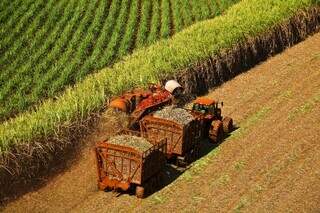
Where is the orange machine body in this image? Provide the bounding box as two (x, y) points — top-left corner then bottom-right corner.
(193, 97), (216, 106)
(109, 84), (174, 130)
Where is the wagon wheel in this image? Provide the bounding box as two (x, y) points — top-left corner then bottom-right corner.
(186, 146), (199, 164)
(192, 143), (200, 161)
(136, 186), (145, 198)
(184, 152), (192, 164)
(222, 117), (233, 134)
(143, 177), (153, 196)
(176, 156), (188, 167)
(148, 174), (160, 195)
(209, 120), (223, 143)
(157, 170), (166, 187)
(103, 186), (112, 192)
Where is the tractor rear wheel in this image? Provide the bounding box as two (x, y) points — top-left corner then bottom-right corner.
(222, 117), (233, 134)
(210, 120), (223, 143)
(136, 186), (145, 198)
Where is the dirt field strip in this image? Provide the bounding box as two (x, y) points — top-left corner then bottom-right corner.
(2, 33), (320, 213)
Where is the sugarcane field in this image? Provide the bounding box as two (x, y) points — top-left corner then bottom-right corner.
(1, 0), (320, 212)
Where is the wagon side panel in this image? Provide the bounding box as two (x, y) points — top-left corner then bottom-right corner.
(140, 117), (184, 156)
(96, 144), (143, 186)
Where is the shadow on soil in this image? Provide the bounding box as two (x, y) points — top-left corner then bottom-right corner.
(0, 140), (93, 207)
(123, 131), (235, 199)
(137, 125), (240, 198)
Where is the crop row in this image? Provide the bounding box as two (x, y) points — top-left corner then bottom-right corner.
(0, 0), (240, 121)
(0, 0), (317, 153)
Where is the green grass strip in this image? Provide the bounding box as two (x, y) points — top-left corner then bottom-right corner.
(0, 0), (318, 153)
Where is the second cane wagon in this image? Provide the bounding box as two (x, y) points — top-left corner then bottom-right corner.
(140, 107), (202, 165)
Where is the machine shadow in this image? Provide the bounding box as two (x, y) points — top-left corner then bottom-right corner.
(140, 131), (234, 198)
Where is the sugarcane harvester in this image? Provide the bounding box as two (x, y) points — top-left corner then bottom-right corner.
(109, 80), (184, 130)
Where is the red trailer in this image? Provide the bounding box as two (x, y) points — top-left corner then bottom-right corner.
(95, 131), (167, 198)
(140, 115), (202, 165)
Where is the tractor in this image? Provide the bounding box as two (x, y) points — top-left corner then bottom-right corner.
(191, 97), (233, 143)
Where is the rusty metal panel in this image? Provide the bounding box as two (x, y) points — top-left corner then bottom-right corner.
(95, 137), (166, 191)
(140, 115), (201, 157)
(96, 143), (143, 185)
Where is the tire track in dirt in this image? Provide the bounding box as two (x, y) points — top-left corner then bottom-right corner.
(2, 33), (320, 213)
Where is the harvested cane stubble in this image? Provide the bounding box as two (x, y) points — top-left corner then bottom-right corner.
(153, 106), (194, 125)
(108, 135), (153, 153)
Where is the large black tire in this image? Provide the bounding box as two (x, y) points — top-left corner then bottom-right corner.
(222, 117), (233, 134)
(209, 120), (223, 143)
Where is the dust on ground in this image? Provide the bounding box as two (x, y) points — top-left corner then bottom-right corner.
(3, 33), (320, 213)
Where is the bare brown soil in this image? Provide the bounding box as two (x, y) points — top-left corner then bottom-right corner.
(2, 33), (320, 213)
